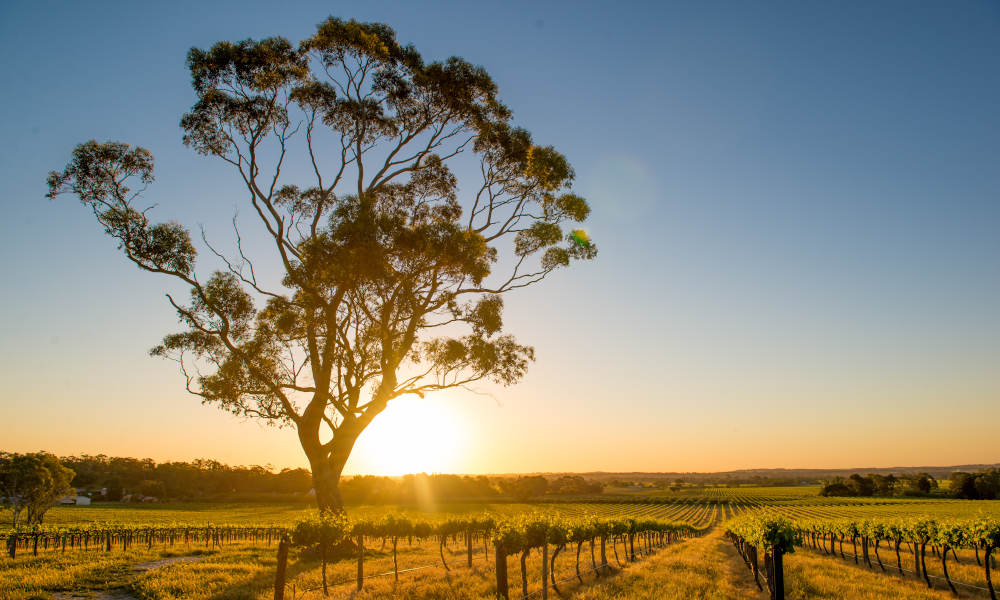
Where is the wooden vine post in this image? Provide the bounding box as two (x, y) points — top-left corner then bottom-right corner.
(356, 535), (365, 591)
(273, 535), (289, 600)
(320, 540), (328, 596)
(541, 540), (549, 600)
(494, 541), (509, 600)
(986, 544), (996, 600)
(393, 536), (399, 582)
(772, 548), (785, 600)
(466, 529), (473, 568)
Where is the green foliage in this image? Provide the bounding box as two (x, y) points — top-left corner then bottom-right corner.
(949, 468), (1000, 499)
(819, 472), (941, 498)
(781, 514), (1000, 552)
(725, 514), (798, 553)
(291, 510), (350, 547)
(0, 452), (75, 527)
(57, 454), (313, 501)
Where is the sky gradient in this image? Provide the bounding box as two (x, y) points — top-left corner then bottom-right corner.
(1, 0), (998, 475)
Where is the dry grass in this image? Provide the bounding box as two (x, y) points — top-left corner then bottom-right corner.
(568, 530), (767, 600)
(784, 547), (968, 600)
(0, 546), (209, 600)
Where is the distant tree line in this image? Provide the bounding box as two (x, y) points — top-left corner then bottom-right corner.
(819, 473), (938, 497)
(819, 468), (1000, 499)
(18, 455), (603, 503)
(947, 468), (1000, 499)
(60, 454), (312, 501)
(340, 473), (602, 504)
(608, 475), (805, 489)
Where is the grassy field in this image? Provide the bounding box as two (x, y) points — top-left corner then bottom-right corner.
(5, 486), (996, 532)
(2, 489), (998, 599)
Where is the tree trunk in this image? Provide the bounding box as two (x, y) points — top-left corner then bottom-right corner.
(301, 419), (365, 513)
(307, 454), (346, 513)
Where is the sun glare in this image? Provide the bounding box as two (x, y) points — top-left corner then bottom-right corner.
(350, 399), (466, 476)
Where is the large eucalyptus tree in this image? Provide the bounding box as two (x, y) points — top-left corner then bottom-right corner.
(47, 18), (596, 512)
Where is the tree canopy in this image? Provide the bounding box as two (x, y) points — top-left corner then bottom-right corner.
(0, 452), (75, 527)
(47, 17), (595, 511)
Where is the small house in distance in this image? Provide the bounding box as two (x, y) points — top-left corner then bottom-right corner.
(58, 495), (92, 505)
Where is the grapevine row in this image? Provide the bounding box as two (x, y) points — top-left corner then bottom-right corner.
(793, 516), (1000, 598)
(726, 514), (1000, 600)
(284, 512), (707, 599)
(3, 524), (284, 558)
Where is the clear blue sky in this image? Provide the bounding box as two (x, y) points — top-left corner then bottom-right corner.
(1, 0), (998, 473)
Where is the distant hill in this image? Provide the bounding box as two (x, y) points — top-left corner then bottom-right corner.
(481, 464), (1000, 485)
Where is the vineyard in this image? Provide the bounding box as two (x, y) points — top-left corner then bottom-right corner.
(726, 514), (1000, 599)
(3, 493), (1000, 599)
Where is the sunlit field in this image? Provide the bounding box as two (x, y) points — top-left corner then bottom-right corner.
(3, 488), (998, 600)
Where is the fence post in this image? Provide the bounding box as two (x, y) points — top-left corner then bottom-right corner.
(542, 542), (549, 600)
(357, 535), (365, 591)
(983, 545), (995, 600)
(7, 534), (15, 559)
(321, 540), (329, 596)
(774, 549), (784, 600)
(273, 535), (289, 600)
(467, 529), (473, 568)
(495, 542), (509, 600)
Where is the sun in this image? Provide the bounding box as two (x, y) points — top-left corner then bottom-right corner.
(349, 398), (466, 476)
